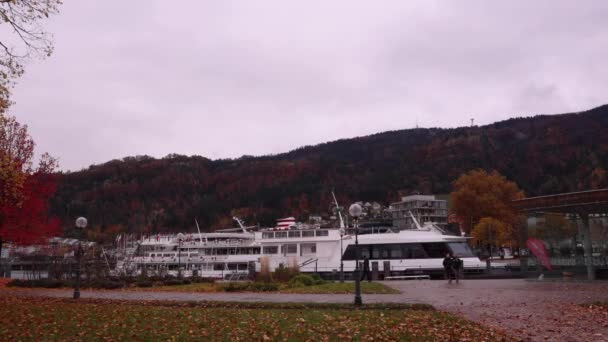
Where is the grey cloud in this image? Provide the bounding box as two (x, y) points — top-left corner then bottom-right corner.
(9, 0), (608, 170)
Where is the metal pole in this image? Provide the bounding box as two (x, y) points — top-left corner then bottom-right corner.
(340, 232), (344, 283)
(579, 212), (595, 281)
(73, 241), (82, 299)
(354, 219), (362, 306)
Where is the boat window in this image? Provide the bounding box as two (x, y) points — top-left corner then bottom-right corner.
(403, 243), (427, 259)
(288, 231), (301, 238)
(388, 244), (402, 258)
(315, 230), (329, 237)
(263, 246), (278, 254)
(422, 243), (450, 258)
(262, 232), (274, 239)
(360, 246), (371, 259)
(300, 243), (316, 255)
(275, 232), (287, 238)
(343, 243), (428, 260)
(447, 242), (474, 257)
(343, 245), (362, 260)
(236, 248), (257, 255)
(281, 244), (297, 255)
(302, 230), (315, 237)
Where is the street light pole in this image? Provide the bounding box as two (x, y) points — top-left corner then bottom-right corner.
(74, 217), (87, 300)
(349, 203), (363, 306)
(339, 227), (345, 283)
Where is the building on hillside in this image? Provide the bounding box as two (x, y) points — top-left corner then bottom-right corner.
(390, 194), (448, 230)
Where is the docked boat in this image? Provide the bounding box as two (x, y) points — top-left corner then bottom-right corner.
(116, 214), (485, 279)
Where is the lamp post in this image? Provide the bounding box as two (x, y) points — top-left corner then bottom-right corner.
(176, 233), (185, 278)
(73, 217), (87, 299)
(339, 227), (345, 283)
(349, 203), (363, 306)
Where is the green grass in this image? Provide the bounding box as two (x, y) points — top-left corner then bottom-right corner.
(0, 297), (507, 341)
(130, 281), (400, 294)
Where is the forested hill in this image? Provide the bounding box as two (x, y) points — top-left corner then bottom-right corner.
(50, 105), (608, 237)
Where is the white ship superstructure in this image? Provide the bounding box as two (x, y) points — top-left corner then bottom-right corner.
(118, 217), (485, 279)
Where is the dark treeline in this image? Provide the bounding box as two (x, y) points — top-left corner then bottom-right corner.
(50, 105), (608, 239)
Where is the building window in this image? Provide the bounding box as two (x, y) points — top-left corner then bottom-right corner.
(302, 230), (315, 237)
(300, 243), (316, 255)
(281, 244), (297, 255)
(263, 246), (278, 254)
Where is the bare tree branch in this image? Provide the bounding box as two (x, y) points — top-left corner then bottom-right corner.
(0, 1), (61, 110)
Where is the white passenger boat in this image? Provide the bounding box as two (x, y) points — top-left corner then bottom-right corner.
(117, 215), (485, 279)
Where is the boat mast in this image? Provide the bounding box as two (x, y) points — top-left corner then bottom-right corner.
(332, 191), (346, 229)
(195, 218), (206, 243)
(409, 211), (424, 230)
(233, 217), (248, 233)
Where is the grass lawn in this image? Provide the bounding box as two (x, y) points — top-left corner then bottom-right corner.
(0, 297), (507, 341)
(131, 281), (400, 294)
(282, 281), (400, 294)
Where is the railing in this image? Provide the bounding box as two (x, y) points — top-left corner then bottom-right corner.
(527, 256), (608, 267)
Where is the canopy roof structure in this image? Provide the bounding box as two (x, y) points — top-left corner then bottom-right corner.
(511, 188), (608, 280)
(512, 188), (608, 214)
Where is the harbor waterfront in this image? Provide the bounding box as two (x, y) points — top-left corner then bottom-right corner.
(116, 215), (485, 279)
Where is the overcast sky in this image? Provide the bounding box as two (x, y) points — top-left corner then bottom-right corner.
(10, 1), (608, 171)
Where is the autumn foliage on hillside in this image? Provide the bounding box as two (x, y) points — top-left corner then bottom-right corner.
(50, 105), (608, 237)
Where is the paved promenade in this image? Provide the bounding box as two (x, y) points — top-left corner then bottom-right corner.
(4, 279), (608, 341)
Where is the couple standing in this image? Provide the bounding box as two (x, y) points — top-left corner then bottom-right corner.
(443, 252), (462, 284)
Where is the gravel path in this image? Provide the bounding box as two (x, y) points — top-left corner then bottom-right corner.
(4, 279), (608, 341)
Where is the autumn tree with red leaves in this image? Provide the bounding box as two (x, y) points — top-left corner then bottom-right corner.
(1, 113), (60, 256)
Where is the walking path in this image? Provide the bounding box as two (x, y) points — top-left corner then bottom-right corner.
(4, 279), (608, 341)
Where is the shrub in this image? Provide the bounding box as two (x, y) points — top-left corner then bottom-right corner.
(181, 279), (192, 285)
(98, 280), (124, 289)
(162, 279), (184, 286)
(6, 279), (66, 288)
(289, 274), (315, 287)
(248, 282), (279, 292)
(6, 279), (26, 287)
(221, 282), (250, 292)
(39, 279), (65, 288)
(220, 282), (279, 292)
(256, 272), (273, 283)
(136, 280), (154, 288)
(191, 277), (215, 284)
(310, 274), (326, 285)
(273, 264), (300, 282)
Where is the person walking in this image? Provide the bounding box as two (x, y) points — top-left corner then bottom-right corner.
(361, 256), (371, 282)
(452, 255), (462, 284)
(443, 252), (455, 284)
